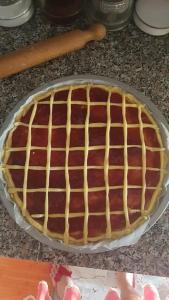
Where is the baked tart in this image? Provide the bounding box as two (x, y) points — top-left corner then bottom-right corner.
(2, 84), (166, 245)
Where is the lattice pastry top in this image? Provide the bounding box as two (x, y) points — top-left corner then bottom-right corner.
(2, 84), (166, 245)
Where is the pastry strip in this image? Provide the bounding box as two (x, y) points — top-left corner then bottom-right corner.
(33, 100), (144, 107)
(83, 86), (90, 243)
(8, 185), (160, 193)
(31, 209), (142, 219)
(22, 103), (37, 216)
(138, 106), (146, 214)
(4, 145), (165, 152)
(43, 92), (54, 233)
(14, 121), (158, 130)
(104, 91), (111, 237)
(64, 87), (72, 244)
(4, 165), (162, 172)
(122, 93), (130, 228)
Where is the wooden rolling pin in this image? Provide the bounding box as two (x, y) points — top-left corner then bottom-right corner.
(0, 24), (106, 79)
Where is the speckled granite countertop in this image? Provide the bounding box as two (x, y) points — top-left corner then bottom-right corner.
(0, 9), (169, 277)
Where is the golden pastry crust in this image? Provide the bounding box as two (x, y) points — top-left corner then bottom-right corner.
(2, 84), (167, 245)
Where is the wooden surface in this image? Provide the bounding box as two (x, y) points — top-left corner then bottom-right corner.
(0, 257), (52, 300)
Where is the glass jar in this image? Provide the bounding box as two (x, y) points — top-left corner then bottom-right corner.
(84, 0), (134, 31)
(0, 0), (34, 27)
(40, 0), (84, 25)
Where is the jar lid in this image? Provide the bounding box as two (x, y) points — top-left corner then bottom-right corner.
(0, 0), (32, 19)
(134, 0), (169, 35)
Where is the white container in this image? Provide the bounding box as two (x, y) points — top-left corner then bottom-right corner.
(134, 0), (169, 36)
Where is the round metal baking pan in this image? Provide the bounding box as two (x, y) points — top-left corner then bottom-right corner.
(0, 75), (169, 253)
